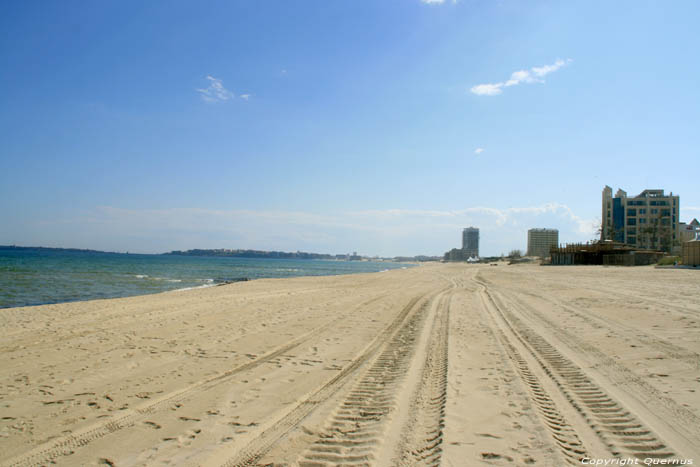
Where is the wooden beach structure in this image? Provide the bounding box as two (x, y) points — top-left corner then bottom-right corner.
(550, 241), (664, 266)
(682, 238), (700, 267)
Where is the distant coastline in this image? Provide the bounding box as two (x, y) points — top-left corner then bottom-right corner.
(165, 248), (342, 260)
(0, 245), (338, 259)
(165, 249), (441, 262)
(1, 245), (440, 263)
(0, 245), (123, 255)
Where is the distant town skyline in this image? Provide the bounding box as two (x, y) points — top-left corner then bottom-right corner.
(2, 1), (699, 257)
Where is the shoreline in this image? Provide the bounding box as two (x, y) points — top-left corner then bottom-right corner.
(0, 259), (416, 311)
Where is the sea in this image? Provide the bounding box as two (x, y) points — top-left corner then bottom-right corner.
(0, 247), (413, 309)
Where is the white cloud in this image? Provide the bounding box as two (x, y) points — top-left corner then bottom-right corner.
(420, 0), (457, 4)
(196, 76), (235, 102)
(471, 58), (572, 96)
(505, 69), (538, 87)
(532, 59), (571, 77)
(240, 94), (250, 101)
(474, 148), (484, 155)
(470, 83), (503, 96)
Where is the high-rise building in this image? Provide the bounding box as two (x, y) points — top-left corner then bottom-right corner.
(462, 227), (479, 258)
(527, 228), (559, 257)
(601, 186), (679, 252)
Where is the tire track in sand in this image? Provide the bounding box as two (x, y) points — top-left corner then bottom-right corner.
(214, 289), (446, 467)
(294, 289), (451, 467)
(393, 291), (450, 466)
(1, 294), (389, 467)
(476, 276), (684, 462)
(500, 285), (700, 369)
(477, 282), (589, 465)
(494, 288), (700, 457)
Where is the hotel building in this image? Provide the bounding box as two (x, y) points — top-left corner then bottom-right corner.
(462, 227), (479, 258)
(601, 186), (679, 252)
(527, 228), (559, 257)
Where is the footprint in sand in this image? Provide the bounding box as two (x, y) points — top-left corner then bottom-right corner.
(476, 433), (502, 439)
(179, 416), (201, 422)
(482, 452), (513, 461)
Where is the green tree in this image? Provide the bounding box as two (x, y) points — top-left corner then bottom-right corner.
(508, 249), (523, 259)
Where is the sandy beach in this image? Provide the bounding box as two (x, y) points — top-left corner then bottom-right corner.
(1, 263), (699, 466)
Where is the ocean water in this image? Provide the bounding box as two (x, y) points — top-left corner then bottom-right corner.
(0, 248), (413, 309)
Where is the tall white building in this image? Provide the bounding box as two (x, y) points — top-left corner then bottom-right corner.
(527, 228), (559, 257)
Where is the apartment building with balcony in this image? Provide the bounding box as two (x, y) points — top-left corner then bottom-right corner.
(601, 186), (679, 252)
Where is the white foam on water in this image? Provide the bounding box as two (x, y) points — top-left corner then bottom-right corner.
(171, 283), (217, 293)
(154, 277), (182, 282)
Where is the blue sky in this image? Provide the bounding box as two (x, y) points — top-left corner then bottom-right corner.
(2, 0), (699, 256)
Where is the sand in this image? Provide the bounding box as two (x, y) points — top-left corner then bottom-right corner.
(1, 263), (699, 466)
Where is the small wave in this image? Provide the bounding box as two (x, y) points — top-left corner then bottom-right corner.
(152, 277), (182, 283)
(135, 275), (183, 283)
(171, 283), (217, 293)
(172, 277), (250, 292)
